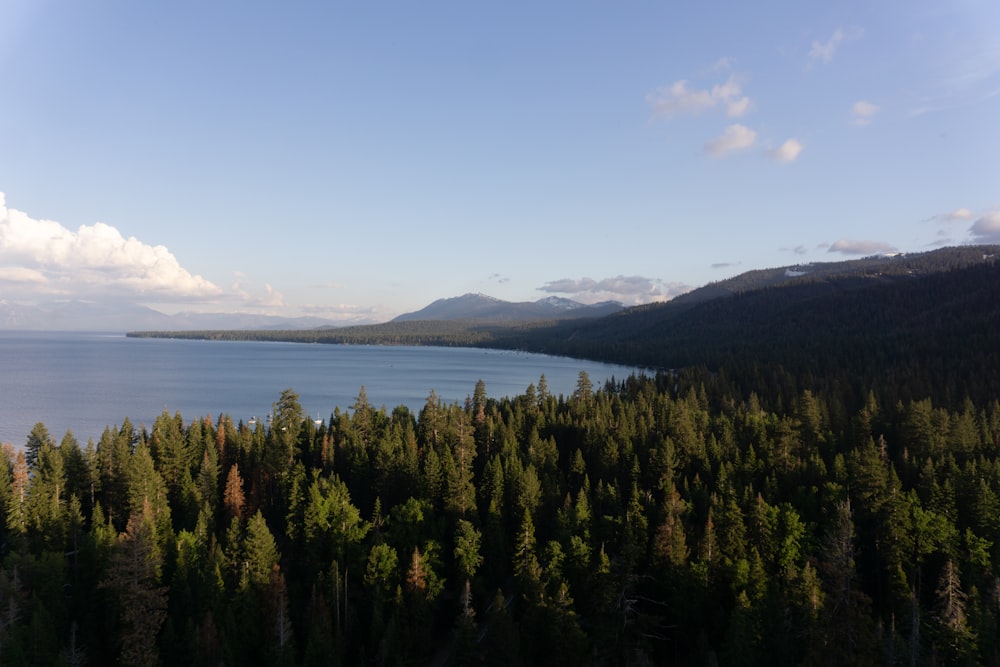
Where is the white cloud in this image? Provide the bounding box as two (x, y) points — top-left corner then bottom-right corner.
(229, 272), (287, 311)
(254, 283), (285, 308)
(969, 210), (1000, 243)
(704, 124), (757, 157)
(726, 95), (752, 117)
(809, 27), (863, 64)
(926, 207), (976, 228)
(851, 100), (880, 125)
(647, 75), (751, 119)
(538, 275), (692, 305)
(767, 138), (804, 163)
(827, 239), (896, 255)
(0, 266), (48, 284)
(946, 207), (975, 221)
(0, 192), (221, 302)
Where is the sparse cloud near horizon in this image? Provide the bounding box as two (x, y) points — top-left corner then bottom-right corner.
(705, 124), (757, 157)
(925, 207), (974, 244)
(487, 272), (510, 285)
(228, 274), (289, 313)
(255, 284), (285, 308)
(298, 302), (386, 323)
(928, 206), (1000, 244)
(945, 207), (975, 222)
(779, 245), (810, 255)
(827, 239), (896, 255)
(538, 275), (693, 305)
(0, 192), (221, 303)
(969, 210), (1000, 243)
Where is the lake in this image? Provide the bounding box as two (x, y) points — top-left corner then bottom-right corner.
(0, 331), (643, 446)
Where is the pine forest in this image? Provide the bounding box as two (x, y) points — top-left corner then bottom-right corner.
(2, 367), (1000, 665)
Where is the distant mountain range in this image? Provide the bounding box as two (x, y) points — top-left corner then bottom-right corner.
(0, 300), (349, 332)
(392, 293), (625, 322)
(13, 245), (998, 335)
(0, 293), (623, 331)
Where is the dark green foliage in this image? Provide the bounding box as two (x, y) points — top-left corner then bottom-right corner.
(7, 260), (1000, 667)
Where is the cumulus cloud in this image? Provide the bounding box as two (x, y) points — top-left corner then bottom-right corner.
(851, 100), (879, 125)
(0, 192), (221, 302)
(647, 75), (751, 119)
(0, 266), (48, 284)
(705, 124), (757, 157)
(538, 275), (693, 306)
(827, 239), (896, 255)
(767, 138), (804, 163)
(969, 210), (1000, 243)
(809, 27), (863, 64)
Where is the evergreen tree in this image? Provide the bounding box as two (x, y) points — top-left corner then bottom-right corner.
(24, 422), (53, 471)
(100, 499), (168, 667)
(810, 499), (878, 665)
(454, 519), (484, 583)
(7, 448), (28, 536)
(222, 463), (246, 524)
(452, 578), (482, 666)
(932, 559), (975, 662)
(243, 510), (280, 589)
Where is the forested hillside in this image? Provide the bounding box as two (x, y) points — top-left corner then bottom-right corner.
(517, 251), (1000, 409)
(3, 371), (999, 665)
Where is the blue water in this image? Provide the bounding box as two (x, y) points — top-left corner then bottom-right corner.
(0, 331), (642, 446)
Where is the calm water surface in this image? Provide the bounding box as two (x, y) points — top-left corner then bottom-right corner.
(0, 331), (642, 446)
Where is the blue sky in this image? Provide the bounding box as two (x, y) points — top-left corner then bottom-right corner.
(1, 0), (998, 323)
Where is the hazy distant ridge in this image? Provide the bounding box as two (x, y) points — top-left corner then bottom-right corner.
(392, 292), (624, 322)
(0, 300), (351, 332)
